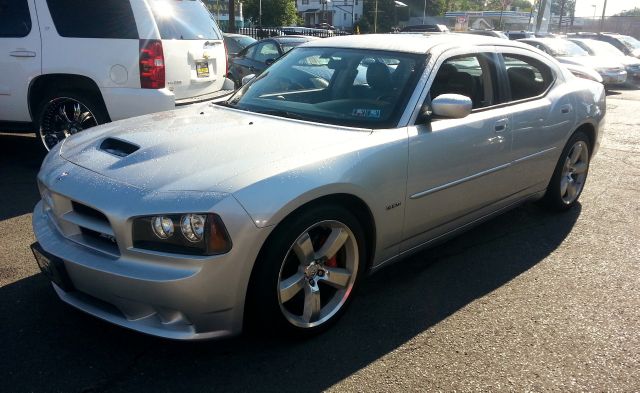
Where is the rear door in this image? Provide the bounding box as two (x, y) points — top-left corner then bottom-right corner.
(0, 0), (41, 122)
(148, 0), (226, 101)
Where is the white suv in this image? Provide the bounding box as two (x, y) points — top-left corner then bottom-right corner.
(0, 0), (233, 150)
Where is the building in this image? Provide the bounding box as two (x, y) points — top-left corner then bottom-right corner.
(296, 0), (363, 30)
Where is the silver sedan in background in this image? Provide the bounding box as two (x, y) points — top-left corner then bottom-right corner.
(31, 34), (605, 340)
(519, 37), (627, 85)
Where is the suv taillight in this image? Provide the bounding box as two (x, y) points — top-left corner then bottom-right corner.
(139, 39), (165, 89)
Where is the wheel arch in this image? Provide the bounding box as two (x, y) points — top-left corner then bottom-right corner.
(255, 192), (377, 272)
(569, 121), (596, 157)
(28, 74), (110, 121)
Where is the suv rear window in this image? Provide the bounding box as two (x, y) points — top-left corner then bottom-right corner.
(46, 0), (138, 39)
(0, 0), (32, 37)
(149, 0), (222, 40)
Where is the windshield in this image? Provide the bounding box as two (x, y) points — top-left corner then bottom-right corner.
(150, 0), (222, 40)
(546, 40), (588, 57)
(617, 35), (640, 51)
(580, 39), (625, 57)
(225, 35), (256, 53)
(223, 47), (425, 129)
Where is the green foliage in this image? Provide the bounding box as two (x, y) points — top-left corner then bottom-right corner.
(242, 0), (300, 26)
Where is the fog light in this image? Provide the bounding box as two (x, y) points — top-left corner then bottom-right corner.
(152, 216), (174, 239)
(181, 214), (205, 242)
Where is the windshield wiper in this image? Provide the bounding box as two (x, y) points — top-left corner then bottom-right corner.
(256, 109), (317, 122)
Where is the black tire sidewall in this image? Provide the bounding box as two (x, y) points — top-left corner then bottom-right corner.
(35, 90), (109, 151)
(245, 204), (367, 337)
(543, 131), (591, 211)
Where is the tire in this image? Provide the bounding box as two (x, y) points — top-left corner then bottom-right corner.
(245, 204), (367, 337)
(541, 131), (591, 211)
(35, 90), (109, 151)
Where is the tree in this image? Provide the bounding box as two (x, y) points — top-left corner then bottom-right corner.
(615, 7), (640, 17)
(242, 0), (300, 27)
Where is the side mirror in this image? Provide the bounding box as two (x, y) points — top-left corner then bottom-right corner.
(431, 94), (472, 119)
(241, 74), (256, 86)
(265, 58), (275, 66)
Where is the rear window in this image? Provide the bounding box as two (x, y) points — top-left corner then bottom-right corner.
(0, 0), (31, 37)
(46, 0), (138, 39)
(224, 35), (255, 54)
(150, 0), (222, 40)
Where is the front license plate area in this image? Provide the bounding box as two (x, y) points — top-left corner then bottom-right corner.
(196, 61), (210, 78)
(31, 243), (74, 292)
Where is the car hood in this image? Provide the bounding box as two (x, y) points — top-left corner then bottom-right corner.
(59, 104), (371, 192)
(619, 56), (640, 67)
(557, 55), (623, 69)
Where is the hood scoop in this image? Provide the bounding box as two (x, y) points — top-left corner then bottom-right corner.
(100, 138), (139, 157)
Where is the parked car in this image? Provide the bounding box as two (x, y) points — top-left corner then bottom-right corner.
(0, 0), (233, 151)
(568, 38), (640, 82)
(223, 33), (256, 66)
(507, 31), (535, 40)
(227, 36), (319, 87)
(462, 29), (508, 39)
(518, 38), (627, 86)
(400, 24), (450, 33)
(568, 32), (640, 59)
(32, 34), (605, 340)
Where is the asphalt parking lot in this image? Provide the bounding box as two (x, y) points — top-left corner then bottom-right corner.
(1, 87), (639, 392)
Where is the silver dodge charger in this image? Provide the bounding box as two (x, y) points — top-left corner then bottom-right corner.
(32, 34), (606, 340)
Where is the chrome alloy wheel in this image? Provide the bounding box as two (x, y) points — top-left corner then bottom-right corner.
(277, 220), (359, 328)
(40, 97), (98, 150)
(560, 140), (589, 205)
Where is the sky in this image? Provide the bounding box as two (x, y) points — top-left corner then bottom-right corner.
(573, 0), (639, 17)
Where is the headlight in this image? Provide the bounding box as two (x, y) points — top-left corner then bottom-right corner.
(133, 213), (232, 255)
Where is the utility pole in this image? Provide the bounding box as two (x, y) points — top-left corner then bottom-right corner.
(558, 0), (565, 31)
(535, 0), (547, 33)
(599, 0), (608, 32)
(374, 0), (378, 33)
(228, 0), (235, 32)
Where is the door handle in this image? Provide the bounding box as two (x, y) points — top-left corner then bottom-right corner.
(494, 118), (509, 133)
(560, 104), (572, 114)
(10, 50), (36, 58)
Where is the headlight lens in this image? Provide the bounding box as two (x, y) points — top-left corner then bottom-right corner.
(152, 216), (174, 239)
(181, 214), (205, 242)
(133, 213), (232, 255)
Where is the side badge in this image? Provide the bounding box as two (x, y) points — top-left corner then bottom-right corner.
(386, 202), (401, 211)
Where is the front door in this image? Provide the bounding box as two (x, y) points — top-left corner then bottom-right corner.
(0, 0), (41, 122)
(401, 51), (515, 251)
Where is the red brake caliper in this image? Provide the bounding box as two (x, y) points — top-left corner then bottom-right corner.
(325, 255), (338, 268)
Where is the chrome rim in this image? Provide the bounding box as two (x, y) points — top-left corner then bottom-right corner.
(560, 140), (589, 205)
(40, 97), (97, 150)
(277, 220), (359, 328)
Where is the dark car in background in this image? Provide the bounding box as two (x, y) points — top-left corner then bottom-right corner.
(223, 33), (256, 65)
(227, 36), (319, 87)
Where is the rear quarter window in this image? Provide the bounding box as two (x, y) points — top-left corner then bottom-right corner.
(0, 0), (31, 37)
(46, 0), (138, 39)
(502, 54), (555, 101)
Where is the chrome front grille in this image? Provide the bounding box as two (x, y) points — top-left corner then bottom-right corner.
(40, 185), (120, 257)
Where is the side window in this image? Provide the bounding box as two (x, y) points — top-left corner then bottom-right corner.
(46, 0), (138, 39)
(0, 0), (32, 37)
(503, 54), (554, 101)
(429, 53), (497, 110)
(254, 42), (279, 63)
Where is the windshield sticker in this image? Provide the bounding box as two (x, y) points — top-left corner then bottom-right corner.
(352, 109), (381, 118)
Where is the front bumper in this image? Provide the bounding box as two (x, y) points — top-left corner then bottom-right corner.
(32, 163), (267, 340)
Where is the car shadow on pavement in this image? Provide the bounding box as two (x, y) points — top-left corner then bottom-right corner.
(0, 202), (582, 393)
(0, 133), (44, 221)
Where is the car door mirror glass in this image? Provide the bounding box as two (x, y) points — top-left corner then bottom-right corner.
(242, 74), (256, 86)
(431, 94), (472, 119)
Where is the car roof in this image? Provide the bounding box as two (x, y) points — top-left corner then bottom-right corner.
(301, 33), (521, 54)
(272, 35), (319, 42)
